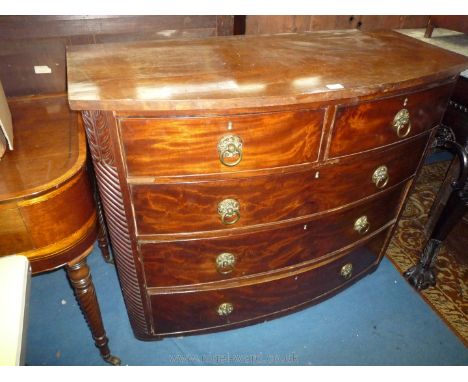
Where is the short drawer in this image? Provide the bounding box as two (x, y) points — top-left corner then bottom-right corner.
(119, 109), (324, 177)
(141, 182), (406, 287)
(149, 230), (386, 335)
(132, 133), (428, 235)
(328, 83), (454, 157)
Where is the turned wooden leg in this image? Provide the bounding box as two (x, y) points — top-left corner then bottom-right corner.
(96, 194), (113, 264)
(66, 258), (121, 365)
(87, 154), (113, 264)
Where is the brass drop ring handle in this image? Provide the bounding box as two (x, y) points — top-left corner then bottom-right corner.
(372, 165), (389, 189)
(340, 263), (353, 280)
(392, 108), (411, 138)
(217, 198), (241, 225)
(354, 215), (370, 235)
(217, 302), (234, 316)
(218, 134), (243, 167)
(216, 252), (237, 274)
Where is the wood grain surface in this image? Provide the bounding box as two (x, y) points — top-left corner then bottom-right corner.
(328, 82), (455, 157)
(67, 31), (468, 111)
(132, 133), (428, 236)
(245, 16), (430, 35)
(0, 95), (82, 201)
(0, 95), (97, 272)
(149, 230), (387, 335)
(141, 182), (406, 287)
(120, 109), (324, 177)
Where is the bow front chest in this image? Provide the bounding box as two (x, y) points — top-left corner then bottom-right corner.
(67, 31), (468, 339)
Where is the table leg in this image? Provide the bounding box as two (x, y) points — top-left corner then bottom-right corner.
(96, 194), (113, 264)
(87, 152), (113, 264)
(424, 18), (435, 38)
(66, 257), (121, 365)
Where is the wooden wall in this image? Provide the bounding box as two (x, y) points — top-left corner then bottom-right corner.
(245, 15), (429, 34)
(0, 16), (234, 97)
(427, 16), (468, 35)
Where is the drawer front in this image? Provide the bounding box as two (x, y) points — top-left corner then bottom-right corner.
(328, 83), (454, 157)
(149, 230), (386, 335)
(132, 133), (428, 235)
(141, 182), (406, 287)
(119, 109), (324, 177)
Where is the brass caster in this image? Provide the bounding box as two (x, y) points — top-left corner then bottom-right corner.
(103, 354), (122, 366)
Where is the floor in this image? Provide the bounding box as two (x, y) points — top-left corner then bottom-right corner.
(25, 243), (468, 366)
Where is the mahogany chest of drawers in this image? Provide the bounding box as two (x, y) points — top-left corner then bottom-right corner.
(66, 31), (468, 339)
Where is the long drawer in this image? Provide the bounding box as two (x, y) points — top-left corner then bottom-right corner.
(140, 181), (407, 287)
(148, 229), (387, 335)
(132, 133), (428, 235)
(119, 109), (324, 177)
(328, 82), (454, 157)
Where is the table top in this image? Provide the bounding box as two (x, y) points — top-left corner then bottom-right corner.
(67, 30), (468, 112)
(0, 95), (85, 202)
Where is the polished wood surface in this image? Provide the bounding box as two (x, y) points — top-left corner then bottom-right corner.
(132, 134), (428, 236)
(141, 183), (407, 287)
(69, 31), (468, 339)
(149, 230), (387, 335)
(120, 109), (323, 177)
(329, 83), (454, 157)
(0, 96), (95, 270)
(67, 31), (468, 112)
(0, 96), (81, 200)
(0, 94), (119, 364)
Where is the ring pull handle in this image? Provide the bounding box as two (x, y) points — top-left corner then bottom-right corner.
(372, 165), (389, 189)
(354, 215), (370, 235)
(216, 252), (237, 275)
(392, 108), (411, 138)
(217, 302), (234, 317)
(340, 263), (353, 280)
(217, 134), (243, 167)
(217, 198), (241, 225)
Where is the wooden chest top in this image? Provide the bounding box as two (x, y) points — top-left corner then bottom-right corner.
(67, 30), (468, 111)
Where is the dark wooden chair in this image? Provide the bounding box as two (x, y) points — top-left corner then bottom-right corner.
(425, 16), (468, 38)
(404, 77), (468, 289)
